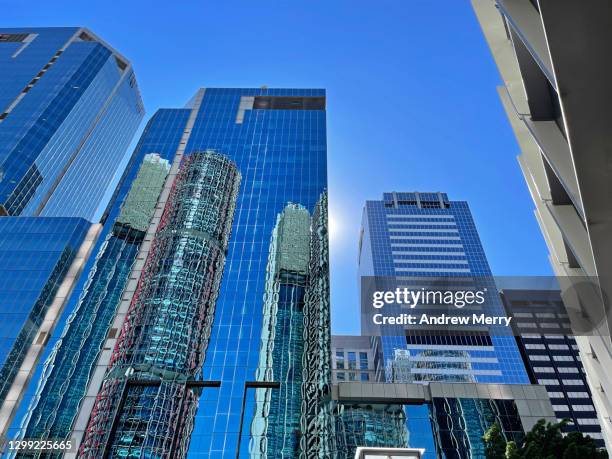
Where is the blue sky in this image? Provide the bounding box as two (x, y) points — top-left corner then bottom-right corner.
(3, 0), (553, 334)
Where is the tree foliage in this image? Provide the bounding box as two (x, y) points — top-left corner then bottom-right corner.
(482, 419), (608, 459)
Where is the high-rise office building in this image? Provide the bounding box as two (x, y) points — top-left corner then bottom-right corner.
(501, 289), (604, 446)
(359, 192), (528, 385)
(58, 88), (329, 458)
(0, 27), (143, 441)
(0, 27), (143, 220)
(9, 108), (198, 454)
(472, 0), (612, 448)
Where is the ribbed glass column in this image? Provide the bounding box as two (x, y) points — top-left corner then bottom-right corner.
(79, 151), (240, 459)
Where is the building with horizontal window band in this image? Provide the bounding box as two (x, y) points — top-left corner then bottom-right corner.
(472, 0), (612, 448)
(501, 288), (604, 446)
(359, 192), (529, 385)
(0, 27), (143, 443)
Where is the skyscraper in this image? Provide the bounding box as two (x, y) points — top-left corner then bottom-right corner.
(359, 192), (528, 385)
(9, 108), (196, 453)
(0, 27), (143, 220)
(63, 88), (328, 458)
(472, 0), (612, 448)
(0, 27), (143, 441)
(500, 288), (604, 446)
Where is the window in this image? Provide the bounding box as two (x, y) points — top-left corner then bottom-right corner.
(548, 344), (569, 350)
(348, 352), (357, 370)
(349, 372), (356, 381)
(577, 418), (600, 426)
(360, 372), (370, 382)
(336, 372), (345, 381)
(534, 366), (555, 373)
(562, 379), (584, 386)
(552, 405), (570, 411)
(547, 392), (565, 398)
(252, 96), (325, 111)
(572, 405), (595, 412)
(529, 355), (551, 361)
(525, 344), (546, 350)
(557, 367), (579, 374)
(336, 351), (345, 370)
(359, 352), (368, 370)
(566, 392), (589, 398)
(553, 356), (574, 362)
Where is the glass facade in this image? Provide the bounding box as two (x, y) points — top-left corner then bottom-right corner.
(0, 217), (90, 405)
(20, 88), (330, 458)
(5, 109), (189, 453)
(18, 153), (171, 444)
(0, 26), (143, 452)
(0, 27), (143, 221)
(430, 397), (524, 458)
(173, 88), (329, 458)
(359, 192), (528, 385)
(80, 151), (241, 458)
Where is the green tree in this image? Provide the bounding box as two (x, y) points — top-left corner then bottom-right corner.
(505, 441), (520, 459)
(483, 423), (506, 459)
(482, 419), (608, 459)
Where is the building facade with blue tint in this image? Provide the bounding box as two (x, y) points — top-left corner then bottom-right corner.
(64, 88), (329, 458)
(0, 27), (143, 446)
(184, 88), (328, 459)
(3, 109), (188, 452)
(0, 217), (94, 445)
(0, 27), (143, 221)
(359, 192), (528, 386)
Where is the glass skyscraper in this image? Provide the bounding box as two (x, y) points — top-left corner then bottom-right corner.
(0, 27), (143, 444)
(0, 27), (143, 220)
(17, 88), (330, 458)
(6, 108), (190, 455)
(359, 192), (528, 385)
(342, 191), (533, 458)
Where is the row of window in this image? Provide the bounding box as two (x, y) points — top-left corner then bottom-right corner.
(552, 404), (595, 412)
(548, 391), (590, 398)
(335, 372), (370, 382)
(335, 350), (369, 370)
(538, 378), (585, 386)
(529, 355), (577, 362)
(534, 366), (580, 374)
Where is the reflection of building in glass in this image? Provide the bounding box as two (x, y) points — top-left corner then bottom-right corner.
(359, 192), (527, 384)
(300, 192), (335, 458)
(430, 397), (523, 458)
(18, 153), (171, 443)
(0, 26), (143, 440)
(386, 349), (474, 384)
(251, 204), (310, 458)
(63, 87), (329, 457)
(79, 152), (240, 458)
(501, 288), (604, 447)
(250, 195), (334, 458)
(334, 403), (408, 456)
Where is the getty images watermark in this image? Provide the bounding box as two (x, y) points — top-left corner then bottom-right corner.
(369, 287), (512, 327)
(359, 276), (611, 337)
